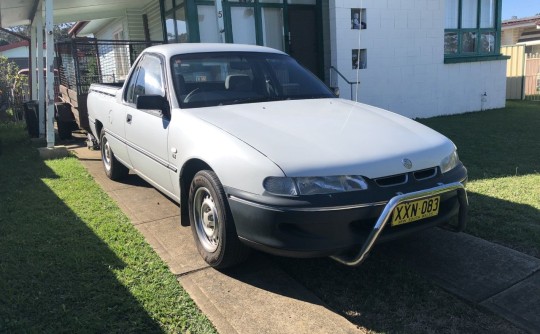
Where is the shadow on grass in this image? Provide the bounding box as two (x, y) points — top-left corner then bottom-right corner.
(466, 191), (540, 258)
(418, 100), (540, 181)
(0, 134), (162, 331)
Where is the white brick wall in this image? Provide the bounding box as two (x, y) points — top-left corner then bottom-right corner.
(329, 0), (506, 118)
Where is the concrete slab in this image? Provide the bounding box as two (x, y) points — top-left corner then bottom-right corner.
(179, 258), (363, 334)
(38, 146), (69, 160)
(481, 271), (540, 333)
(390, 229), (540, 303)
(135, 217), (208, 275)
(109, 187), (179, 225)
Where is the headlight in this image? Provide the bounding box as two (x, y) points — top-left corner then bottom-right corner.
(263, 177), (298, 196)
(263, 175), (368, 196)
(440, 150), (460, 173)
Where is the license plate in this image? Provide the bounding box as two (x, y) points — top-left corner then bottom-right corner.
(391, 196), (440, 227)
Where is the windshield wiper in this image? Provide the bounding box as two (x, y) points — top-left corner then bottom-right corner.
(221, 96), (286, 106)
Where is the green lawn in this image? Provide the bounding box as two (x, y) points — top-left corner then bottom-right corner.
(0, 123), (216, 333)
(419, 100), (540, 257)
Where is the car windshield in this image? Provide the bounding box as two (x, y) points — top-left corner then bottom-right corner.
(170, 52), (334, 109)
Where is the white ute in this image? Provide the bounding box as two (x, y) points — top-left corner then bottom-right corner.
(88, 43), (468, 268)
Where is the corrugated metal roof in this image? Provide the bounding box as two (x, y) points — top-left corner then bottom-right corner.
(502, 15), (540, 28)
(0, 0), (154, 28)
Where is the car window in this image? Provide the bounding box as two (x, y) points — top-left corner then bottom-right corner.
(140, 55), (165, 97)
(124, 63), (140, 104)
(171, 52), (333, 109)
(125, 54), (165, 105)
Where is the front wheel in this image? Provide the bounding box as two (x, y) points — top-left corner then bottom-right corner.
(189, 170), (249, 268)
(100, 130), (129, 180)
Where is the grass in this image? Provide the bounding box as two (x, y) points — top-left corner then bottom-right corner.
(0, 123), (216, 333)
(419, 100), (540, 257)
(277, 101), (539, 333)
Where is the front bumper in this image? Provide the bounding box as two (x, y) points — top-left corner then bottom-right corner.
(226, 165), (468, 263)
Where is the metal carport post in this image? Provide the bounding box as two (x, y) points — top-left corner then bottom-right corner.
(44, 0), (54, 148)
(28, 0), (54, 147)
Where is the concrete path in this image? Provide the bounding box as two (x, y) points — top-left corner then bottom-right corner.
(68, 142), (539, 333)
(71, 144), (362, 334)
(391, 229), (540, 333)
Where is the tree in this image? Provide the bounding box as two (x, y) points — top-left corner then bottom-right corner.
(0, 23), (75, 45)
(0, 26), (29, 45)
(54, 23), (75, 41)
(0, 56), (22, 121)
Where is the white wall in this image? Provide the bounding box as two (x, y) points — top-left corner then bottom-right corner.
(0, 46), (29, 58)
(91, 1), (163, 42)
(329, 0), (507, 118)
(145, 1), (163, 41)
(95, 18), (127, 40)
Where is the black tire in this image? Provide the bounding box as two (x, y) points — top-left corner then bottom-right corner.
(100, 130), (129, 180)
(189, 170), (250, 268)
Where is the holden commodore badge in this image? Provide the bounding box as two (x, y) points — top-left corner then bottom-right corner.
(402, 158), (413, 169)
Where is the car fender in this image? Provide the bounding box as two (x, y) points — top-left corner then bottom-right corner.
(168, 109), (285, 198)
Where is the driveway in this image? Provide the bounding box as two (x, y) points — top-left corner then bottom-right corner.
(69, 143), (540, 333)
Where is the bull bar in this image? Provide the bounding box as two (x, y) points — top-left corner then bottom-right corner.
(330, 182), (468, 266)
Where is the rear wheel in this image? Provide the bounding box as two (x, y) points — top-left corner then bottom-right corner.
(189, 170), (249, 268)
(100, 130), (128, 180)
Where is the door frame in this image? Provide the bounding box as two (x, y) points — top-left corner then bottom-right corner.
(221, 0), (324, 79)
(159, 0), (325, 79)
(286, 2), (323, 78)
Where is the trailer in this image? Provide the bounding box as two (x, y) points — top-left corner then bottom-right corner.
(55, 38), (162, 138)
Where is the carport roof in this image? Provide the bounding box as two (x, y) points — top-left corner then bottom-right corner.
(0, 0), (153, 28)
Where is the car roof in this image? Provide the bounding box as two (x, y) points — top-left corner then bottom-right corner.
(143, 43), (287, 58)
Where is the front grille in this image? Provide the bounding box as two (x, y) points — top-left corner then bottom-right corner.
(374, 167), (438, 187)
(375, 174), (408, 187)
(413, 167), (438, 180)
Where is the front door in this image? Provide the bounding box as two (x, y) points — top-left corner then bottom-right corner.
(123, 53), (175, 195)
(287, 5), (319, 77)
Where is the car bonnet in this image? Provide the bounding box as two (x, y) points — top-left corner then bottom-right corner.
(192, 98), (455, 179)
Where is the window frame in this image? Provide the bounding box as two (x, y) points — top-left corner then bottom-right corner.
(123, 53), (167, 106)
(124, 56), (143, 104)
(161, 0), (196, 43)
(444, 0), (506, 63)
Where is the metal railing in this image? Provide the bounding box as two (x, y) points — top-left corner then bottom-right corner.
(329, 65), (360, 100)
(55, 38), (163, 96)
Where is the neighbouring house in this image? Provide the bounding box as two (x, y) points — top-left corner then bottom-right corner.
(0, 40), (47, 69)
(501, 14), (540, 100)
(0, 41), (31, 69)
(62, 0), (507, 119)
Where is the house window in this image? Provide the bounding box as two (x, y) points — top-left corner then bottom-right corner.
(444, 0), (501, 60)
(164, 0), (190, 43)
(352, 49), (367, 69)
(112, 29), (129, 80)
(224, 0), (286, 51)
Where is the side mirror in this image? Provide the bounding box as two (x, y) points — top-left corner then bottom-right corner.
(332, 87), (340, 98)
(136, 95), (170, 119)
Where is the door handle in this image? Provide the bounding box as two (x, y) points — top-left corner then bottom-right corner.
(126, 114), (132, 123)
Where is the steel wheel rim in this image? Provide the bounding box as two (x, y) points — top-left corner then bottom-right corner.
(193, 187), (220, 253)
(101, 137), (112, 172)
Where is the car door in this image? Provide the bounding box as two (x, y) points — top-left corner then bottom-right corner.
(123, 53), (174, 194)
